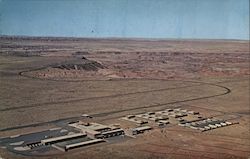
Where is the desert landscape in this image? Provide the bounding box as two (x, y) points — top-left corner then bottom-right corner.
(0, 36), (249, 159)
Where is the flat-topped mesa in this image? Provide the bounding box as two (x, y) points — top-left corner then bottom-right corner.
(53, 58), (105, 71)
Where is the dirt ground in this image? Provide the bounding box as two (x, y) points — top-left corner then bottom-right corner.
(0, 36), (249, 159)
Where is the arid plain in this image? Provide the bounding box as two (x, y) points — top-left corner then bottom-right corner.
(0, 37), (249, 159)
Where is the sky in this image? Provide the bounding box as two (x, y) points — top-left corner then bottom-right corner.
(0, 0), (249, 40)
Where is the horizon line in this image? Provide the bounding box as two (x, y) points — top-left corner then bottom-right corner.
(0, 35), (249, 42)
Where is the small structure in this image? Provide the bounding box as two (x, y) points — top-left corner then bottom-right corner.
(81, 114), (92, 118)
(160, 116), (169, 120)
(204, 126), (211, 130)
(215, 124), (222, 127)
(127, 115), (135, 119)
(177, 118), (185, 122)
(132, 126), (152, 135)
(188, 111), (200, 115)
(220, 123), (227, 126)
(136, 120), (148, 125)
(158, 120), (169, 124)
(165, 109), (173, 112)
(147, 112), (155, 115)
(208, 124), (217, 129)
(102, 129), (125, 138)
(157, 120), (169, 127)
(225, 121), (232, 125)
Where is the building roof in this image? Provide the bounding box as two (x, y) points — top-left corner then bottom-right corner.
(65, 139), (104, 150)
(133, 126), (152, 131)
(85, 129), (101, 135)
(41, 133), (86, 144)
(101, 129), (124, 135)
(70, 122), (110, 131)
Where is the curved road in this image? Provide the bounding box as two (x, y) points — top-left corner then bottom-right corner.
(0, 65), (233, 131)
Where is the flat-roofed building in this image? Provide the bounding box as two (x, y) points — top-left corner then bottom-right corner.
(147, 112), (155, 115)
(158, 120), (169, 124)
(65, 139), (104, 151)
(208, 124), (217, 129)
(41, 133), (86, 145)
(102, 129), (125, 138)
(127, 115), (135, 119)
(165, 109), (173, 112)
(225, 121), (232, 125)
(220, 122), (227, 126)
(69, 122), (111, 133)
(132, 126), (152, 135)
(85, 129), (103, 139)
(215, 124), (222, 127)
